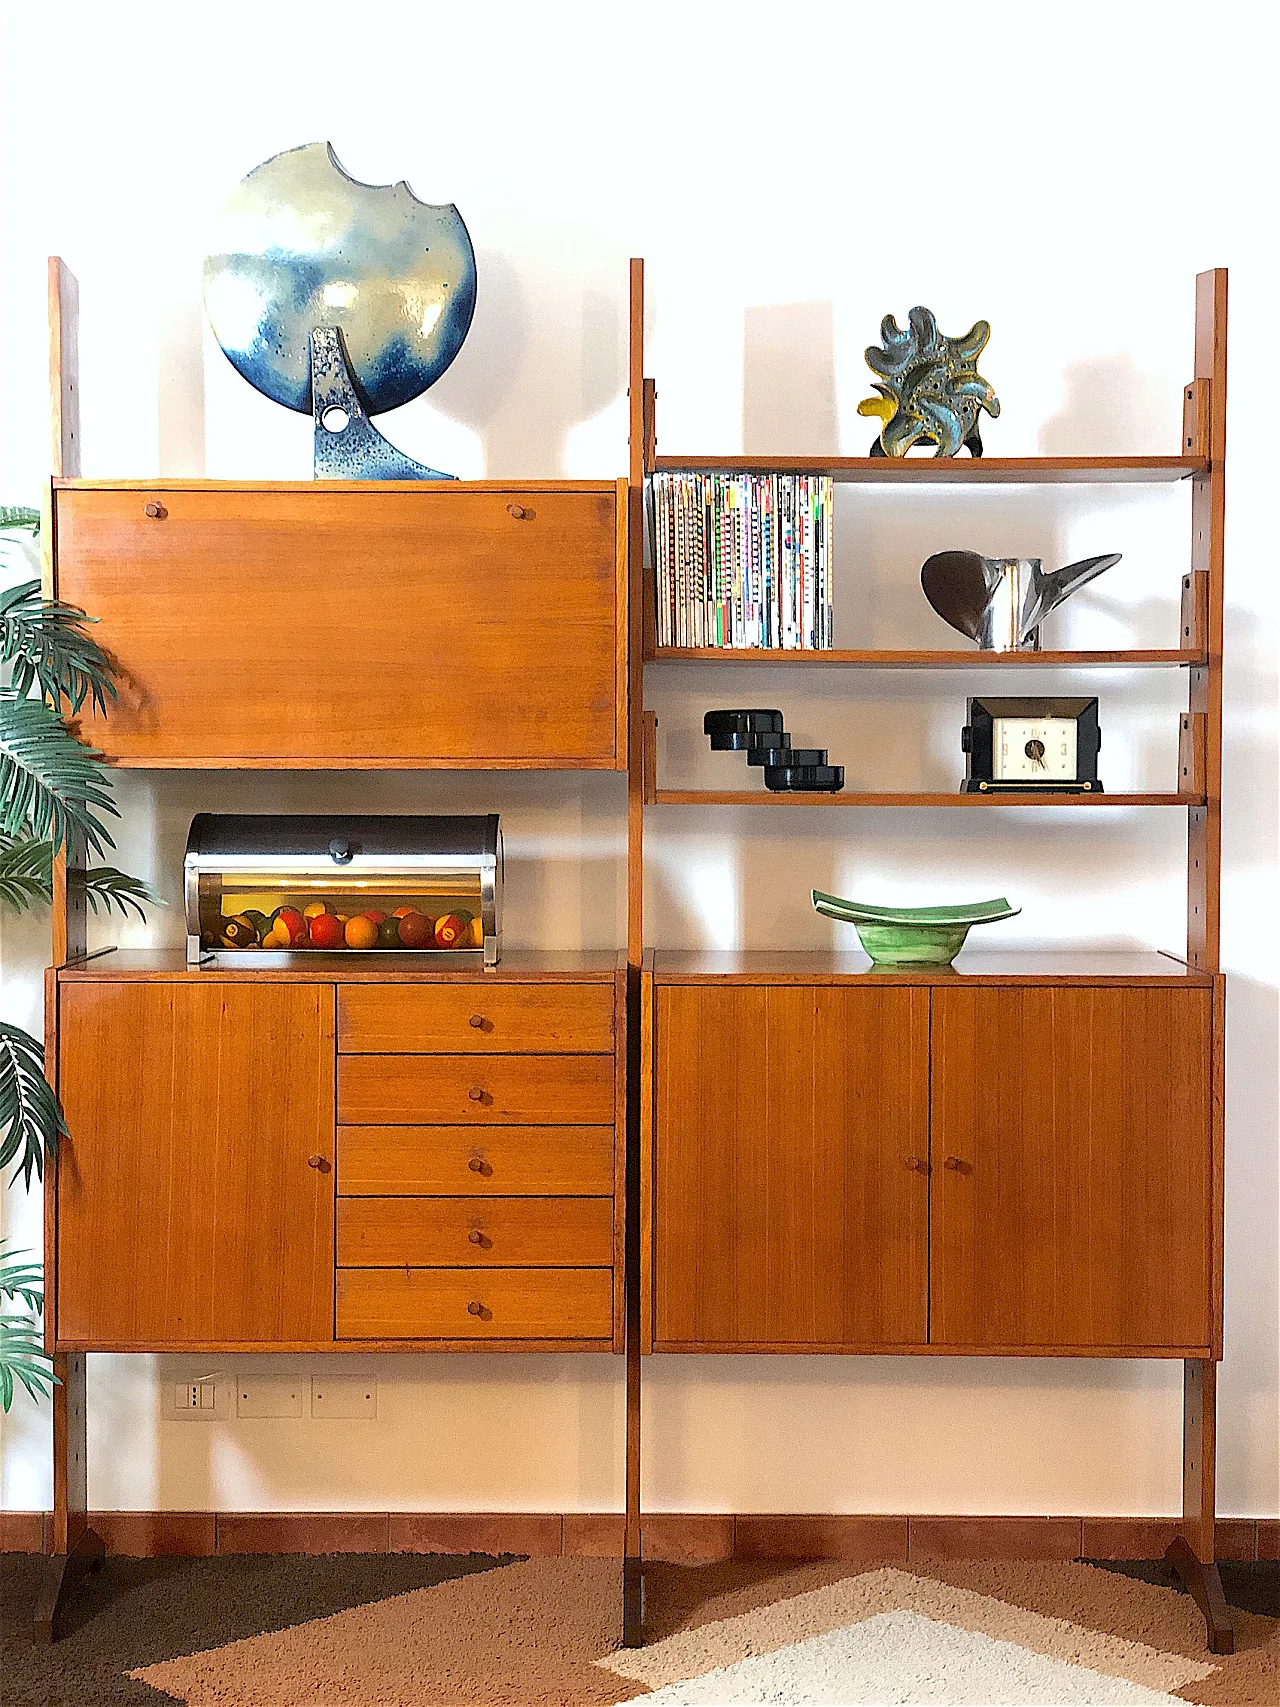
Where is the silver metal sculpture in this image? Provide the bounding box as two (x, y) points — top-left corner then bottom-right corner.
(920, 551), (1123, 651)
(858, 307), (1000, 457)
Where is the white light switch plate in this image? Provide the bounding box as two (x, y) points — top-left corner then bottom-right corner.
(311, 1375), (377, 1419)
(163, 1377), (230, 1422)
(235, 1377), (304, 1419)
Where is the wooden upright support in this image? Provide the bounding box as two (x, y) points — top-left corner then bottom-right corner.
(36, 256), (104, 1643)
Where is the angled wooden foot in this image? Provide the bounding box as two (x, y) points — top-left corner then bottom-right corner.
(1165, 1536), (1234, 1654)
(33, 1523), (105, 1643)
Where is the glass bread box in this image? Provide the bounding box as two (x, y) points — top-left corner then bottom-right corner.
(184, 813), (502, 966)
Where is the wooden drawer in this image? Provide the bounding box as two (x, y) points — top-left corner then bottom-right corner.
(338, 1054), (614, 1125)
(338, 1125), (615, 1196)
(53, 484), (621, 767)
(336, 1267), (613, 1340)
(336, 1197), (613, 1267)
(338, 983), (614, 1054)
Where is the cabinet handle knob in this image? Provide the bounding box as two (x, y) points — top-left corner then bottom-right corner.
(306, 1154), (330, 1172)
(468, 1228), (486, 1246)
(905, 1156), (929, 1173)
(469, 1014), (486, 1029)
(467, 1085), (486, 1102)
(144, 501), (167, 519)
(467, 1300), (490, 1318)
(944, 1155), (971, 1173)
(467, 1155), (490, 1175)
(507, 502), (532, 520)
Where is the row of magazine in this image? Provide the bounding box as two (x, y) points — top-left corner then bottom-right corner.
(649, 472), (835, 650)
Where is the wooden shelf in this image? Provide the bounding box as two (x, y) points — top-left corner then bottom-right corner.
(650, 455), (1207, 484)
(647, 647), (1204, 668)
(648, 790), (1202, 808)
(648, 949), (1213, 985)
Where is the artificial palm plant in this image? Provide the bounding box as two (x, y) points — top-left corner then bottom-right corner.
(0, 505), (154, 1407)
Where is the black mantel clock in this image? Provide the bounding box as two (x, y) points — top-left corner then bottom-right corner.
(961, 696), (1103, 793)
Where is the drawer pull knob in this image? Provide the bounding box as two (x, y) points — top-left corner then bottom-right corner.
(467, 1085), (486, 1103)
(507, 502), (532, 520)
(467, 1155), (491, 1175)
(144, 501), (167, 519)
(468, 1014), (487, 1029)
(306, 1153), (330, 1172)
(944, 1155), (971, 1173)
(905, 1156), (929, 1174)
(467, 1300), (491, 1319)
(468, 1228), (489, 1246)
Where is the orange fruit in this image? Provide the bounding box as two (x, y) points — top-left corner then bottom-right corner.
(303, 901), (328, 919)
(308, 912), (343, 949)
(344, 915), (379, 950)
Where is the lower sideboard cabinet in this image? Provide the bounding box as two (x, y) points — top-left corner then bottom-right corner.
(643, 957), (1221, 1359)
(50, 956), (626, 1353)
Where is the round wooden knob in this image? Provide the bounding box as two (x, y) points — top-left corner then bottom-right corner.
(469, 1014), (486, 1029)
(144, 502), (167, 519)
(468, 1229), (485, 1245)
(467, 1155), (489, 1174)
(905, 1156), (928, 1173)
(307, 1154), (329, 1171)
(507, 503), (529, 519)
(944, 1156), (967, 1172)
(467, 1085), (486, 1102)
(467, 1300), (488, 1318)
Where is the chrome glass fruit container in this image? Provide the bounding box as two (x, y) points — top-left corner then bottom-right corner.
(184, 813), (501, 966)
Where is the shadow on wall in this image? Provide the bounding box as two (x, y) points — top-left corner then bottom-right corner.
(158, 302), (206, 476)
(743, 302), (838, 456)
(1038, 354), (1171, 455)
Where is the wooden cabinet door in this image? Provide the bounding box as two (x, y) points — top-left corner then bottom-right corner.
(53, 484), (620, 767)
(930, 987), (1213, 1351)
(654, 985), (929, 1348)
(56, 983), (336, 1348)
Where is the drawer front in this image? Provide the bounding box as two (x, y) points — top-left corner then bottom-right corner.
(54, 485), (619, 766)
(338, 1053), (615, 1125)
(338, 983), (614, 1055)
(336, 1266), (613, 1340)
(338, 1126), (615, 1196)
(336, 1197), (613, 1267)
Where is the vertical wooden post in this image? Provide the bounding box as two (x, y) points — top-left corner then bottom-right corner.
(35, 256), (104, 1642)
(1166, 269), (1232, 1656)
(621, 257), (646, 1646)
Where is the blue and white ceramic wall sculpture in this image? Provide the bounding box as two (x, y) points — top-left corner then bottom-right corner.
(203, 142), (477, 479)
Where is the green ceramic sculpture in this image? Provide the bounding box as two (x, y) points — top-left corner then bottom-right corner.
(811, 890), (1020, 966)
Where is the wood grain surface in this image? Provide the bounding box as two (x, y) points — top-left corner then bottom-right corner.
(654, 985), (930, 1346)
(929, 986), (1212, 1349)
(336, 1196), (613, 1267)
(335, 1266), (613, 1340)
(338, 1053), (615, 1125)
(337, 1125), (616, 1196)
(338, 983), (615, 1054)
(56, 983), (335, 1346)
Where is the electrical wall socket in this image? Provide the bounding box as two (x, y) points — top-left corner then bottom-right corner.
(235, 1377), (304, 1419)
(163, 1377), (230, 1422)
(310, 1376), (378, 1419)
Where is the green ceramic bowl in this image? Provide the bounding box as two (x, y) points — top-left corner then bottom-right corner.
(811, 889), (1020, 967)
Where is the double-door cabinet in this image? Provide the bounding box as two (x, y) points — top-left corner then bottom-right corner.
(50, 958), (626, 1354)
(642, 958), (1221, 1358)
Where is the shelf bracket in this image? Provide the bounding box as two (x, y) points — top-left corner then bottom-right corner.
(1182, 378), (1210, 460)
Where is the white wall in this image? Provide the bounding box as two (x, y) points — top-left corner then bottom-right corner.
(1, 0), (1277, 1520)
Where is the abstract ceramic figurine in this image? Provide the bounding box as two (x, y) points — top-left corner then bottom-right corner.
(920, 550), (1123, 651)
(858, 307), (1000, 457)
(203, 142), (477, 479)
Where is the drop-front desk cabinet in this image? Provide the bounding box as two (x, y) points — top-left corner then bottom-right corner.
(50, 955), (627, 1353)
(640, 953), (1222, 1361)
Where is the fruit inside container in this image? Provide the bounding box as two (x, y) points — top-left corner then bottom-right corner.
(200, 872), (486, 951)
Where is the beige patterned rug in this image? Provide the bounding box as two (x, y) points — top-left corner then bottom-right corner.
(3, 1551), (1277, 1704)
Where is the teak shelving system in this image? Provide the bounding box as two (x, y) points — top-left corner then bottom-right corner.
(624, 260), (1229, 1647)
(35, 255), (1229, 1654)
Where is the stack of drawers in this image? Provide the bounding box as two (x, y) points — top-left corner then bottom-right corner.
(334, 980), (621, 1346)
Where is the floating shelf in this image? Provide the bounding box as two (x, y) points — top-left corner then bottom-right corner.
(646, 647), (1204, 669)
(647, 790), (1203, 809)
(650, 455), (1207, 484)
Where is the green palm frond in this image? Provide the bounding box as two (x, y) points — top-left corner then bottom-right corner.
(0, 836), (54, 910)
(0, 1240), (44, 1311)
(0, 1020), (67, 1186)
(82, 863), (160, 920)
(0, 1315), (55, 1408)
(0, 694), (118, 858)
(0, 507), (40, 534)
(0, 579), (117, 714)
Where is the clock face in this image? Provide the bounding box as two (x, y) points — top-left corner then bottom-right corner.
(993, 716), (1078, 781)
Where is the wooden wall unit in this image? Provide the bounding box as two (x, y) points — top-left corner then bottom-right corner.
(52, 480), (627, 769)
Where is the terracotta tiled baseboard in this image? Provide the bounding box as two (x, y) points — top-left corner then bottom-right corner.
(4, 1511), (1273, 1562)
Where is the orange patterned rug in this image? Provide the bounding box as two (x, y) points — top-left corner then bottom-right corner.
(3, 1550), (1277, 1705)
